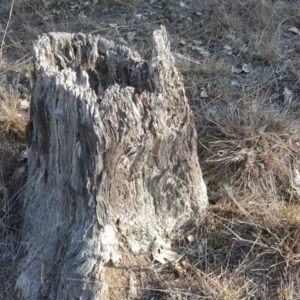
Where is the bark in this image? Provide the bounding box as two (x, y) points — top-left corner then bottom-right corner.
(15, 26), (207, 299)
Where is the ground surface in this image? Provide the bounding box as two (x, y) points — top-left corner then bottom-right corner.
(1, 0), (300, 299)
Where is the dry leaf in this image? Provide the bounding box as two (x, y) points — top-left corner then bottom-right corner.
(242, 63), (252, 73)
(17, 100), (29, 111)
(174, 52), (185, 60)
(150, 238), (179, 264)
(180, 1), (189, 8)
(43, 15), (52, 21)
(204, 173), (217, 184)
(200, 88), (208, 98)
(240, 45), (248, 52)
(288, 27), (300, 35)
(292, 167), (300, 197)
(223, 45), (232, 55)
(187, 235), (195, 242)
(52, 9), (60, 15)
(227, 34), (236, 41)
(283, 87), (293, 105)
(231, 66), (243, 74)
(198, 238), (207, 254)
(12, 166), (26, 180)
(179, 39), (186, 46)
(192, 46), (209, 57)
(197, 243), (204, 254)
(179, 259), (191, 271)
(127, 31), (137, 42)
(192, 40), (203, 46)
(78, 12), (87, 19)
(258, 125), (267, 134)
(70, 4), (79, 11)
(135, 14), (143, 20)
(231, 80), (240, 87)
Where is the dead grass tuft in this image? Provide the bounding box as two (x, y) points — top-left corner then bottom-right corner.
(0, 86), (28, 140)
(197, 97), (300, 203)
(161, 194), (300, 299)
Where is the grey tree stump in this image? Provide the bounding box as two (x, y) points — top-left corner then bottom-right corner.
(16, 26), (208, 299)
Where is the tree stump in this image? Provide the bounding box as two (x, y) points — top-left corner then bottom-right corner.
(16, 26), (207, 299)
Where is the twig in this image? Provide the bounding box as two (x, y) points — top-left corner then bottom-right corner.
(289, 225), (300, 254)
(0, 0), (15, 67)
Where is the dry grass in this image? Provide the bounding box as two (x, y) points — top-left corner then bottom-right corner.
(0, 86), (28, 140)
(1, 0), (300, 299)
(162, 198), (300, 299)
(196, 96), (300, 203)
(0, 104), (26, 299)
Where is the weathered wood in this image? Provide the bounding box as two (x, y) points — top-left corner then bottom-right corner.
(16, 26), (207, 299)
